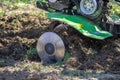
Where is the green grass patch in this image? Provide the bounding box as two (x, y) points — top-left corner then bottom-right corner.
(0, 8), (5, 17)
(0, 0), (36, 4)
(110, 1), (120, 16)
(54, 52), (71, 68)
(26, 46), (39, 60)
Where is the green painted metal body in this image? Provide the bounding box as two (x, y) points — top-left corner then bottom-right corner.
(47, 12), (112, 40)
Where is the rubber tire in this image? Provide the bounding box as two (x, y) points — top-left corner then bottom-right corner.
(49, 21), (69, 48)
(77, 0), (104, 20)
(49, 21), (61, 31)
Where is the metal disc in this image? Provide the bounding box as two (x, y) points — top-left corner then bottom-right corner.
(36, 32), (65, 64)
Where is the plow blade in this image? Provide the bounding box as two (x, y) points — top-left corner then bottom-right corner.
(47, 13), (112, 40)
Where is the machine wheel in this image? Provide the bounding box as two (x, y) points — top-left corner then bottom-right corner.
(36, 32), (65, 64)
(49, 21), (61, 31)
(49, 21), (69, 47)
(78, 0), (104, 20)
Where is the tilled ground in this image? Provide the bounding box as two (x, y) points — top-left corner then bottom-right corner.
(0, 2), (120, 80)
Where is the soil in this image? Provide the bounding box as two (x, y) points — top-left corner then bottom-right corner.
(0, 2), (120, 80)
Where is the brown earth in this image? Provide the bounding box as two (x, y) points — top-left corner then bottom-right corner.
(66, 29), (120, 73)
(0, 2), (120, 80)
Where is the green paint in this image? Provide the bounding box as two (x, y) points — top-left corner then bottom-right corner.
(47, 12), (112, 40)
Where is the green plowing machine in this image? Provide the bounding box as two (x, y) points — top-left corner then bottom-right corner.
(36, 0), (120, 64)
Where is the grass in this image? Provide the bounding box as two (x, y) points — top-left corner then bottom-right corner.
(27, 46), (37, 55)
(0, 8), (5, 17)
(54, 52), (71, 68)
(0, 0), (47, 18)
(0, 59), (5, 67)
(26, 46), (38, 60)
(109, 1), (120, 16)
(0, 0), (37, 4)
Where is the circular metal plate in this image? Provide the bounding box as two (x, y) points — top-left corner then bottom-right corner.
(36, 32), (65, 64)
